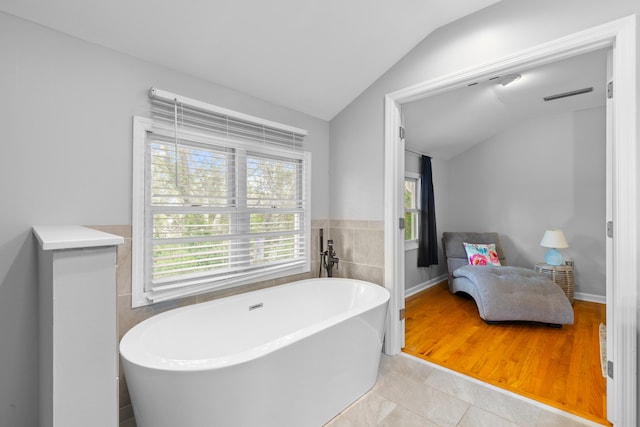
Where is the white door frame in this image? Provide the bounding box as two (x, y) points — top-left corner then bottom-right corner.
(605, 47), (615, 422)
(383, 15), (636, 426)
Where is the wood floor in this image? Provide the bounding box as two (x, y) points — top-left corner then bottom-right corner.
(404, 281), (609, 425)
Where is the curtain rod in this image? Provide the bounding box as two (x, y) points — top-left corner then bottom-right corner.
(405, 147), (432, 158)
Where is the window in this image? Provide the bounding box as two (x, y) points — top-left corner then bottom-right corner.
(404, 174), (420, 250)
(132, 89), (310, 307)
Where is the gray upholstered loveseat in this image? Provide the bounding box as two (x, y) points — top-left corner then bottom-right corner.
(442, 232), (574, 326)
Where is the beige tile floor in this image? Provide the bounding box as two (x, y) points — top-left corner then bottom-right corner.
(325, 353), (606, 427)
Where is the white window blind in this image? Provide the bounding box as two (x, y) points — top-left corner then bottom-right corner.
(132, 88), (310, 306)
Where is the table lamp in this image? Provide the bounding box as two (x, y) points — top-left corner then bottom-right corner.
(540, 229), (569, 266)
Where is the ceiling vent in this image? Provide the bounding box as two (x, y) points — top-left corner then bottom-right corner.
(544, 87), (593, 102)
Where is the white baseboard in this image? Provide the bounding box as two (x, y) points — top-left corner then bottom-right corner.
(573, 292), (606, 304)
(405, 274), (448, 298)
(405, 276), (606, 304)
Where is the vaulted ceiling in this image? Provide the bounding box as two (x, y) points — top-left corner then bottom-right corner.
(403, 48), (609, 159)
(0, 0), (502, 120)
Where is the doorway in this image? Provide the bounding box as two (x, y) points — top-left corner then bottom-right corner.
(400, 47), (609, 422)
(383, 16), (636, 426)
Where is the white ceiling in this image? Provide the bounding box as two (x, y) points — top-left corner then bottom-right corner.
(0, 0), (502, 121)
(404, 48), (609, 159)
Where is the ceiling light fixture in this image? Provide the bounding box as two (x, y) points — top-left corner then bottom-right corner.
(498, 73), (521, 86)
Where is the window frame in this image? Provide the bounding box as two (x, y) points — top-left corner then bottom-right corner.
(404, 172), (421, 251)
(132, 116), (311, 307)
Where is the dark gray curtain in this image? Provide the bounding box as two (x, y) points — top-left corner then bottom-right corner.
(417, 155), (438, 267)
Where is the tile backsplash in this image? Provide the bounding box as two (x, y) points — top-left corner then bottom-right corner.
(326, 220), (384, 285)
(90, 219), (384, 426)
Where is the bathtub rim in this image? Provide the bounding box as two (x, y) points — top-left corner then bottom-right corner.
(120, 277), (389, 372)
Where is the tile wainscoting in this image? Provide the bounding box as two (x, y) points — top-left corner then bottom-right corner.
(326, 220), (385, 285)
(90, 219), (385, 426)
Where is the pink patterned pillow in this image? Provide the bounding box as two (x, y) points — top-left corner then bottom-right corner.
(463, 242), (501, 266)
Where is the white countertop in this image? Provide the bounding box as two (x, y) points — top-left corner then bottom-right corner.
(32, 225), (124, 250)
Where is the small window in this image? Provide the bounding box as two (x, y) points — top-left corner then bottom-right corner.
(132, 90), (310, 307)
(404, 174), (420, 250)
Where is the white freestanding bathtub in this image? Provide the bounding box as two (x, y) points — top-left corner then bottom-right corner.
(120, 278), (390, 427)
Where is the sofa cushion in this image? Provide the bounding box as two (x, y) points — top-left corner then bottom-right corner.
(463, 242), (501, 266)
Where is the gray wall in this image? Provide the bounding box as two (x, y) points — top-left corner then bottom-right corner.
(404, 107), (606, 298)
(404, 153), (449, 292)
(329, 0), (639, 416)
(329, 0), (639, 222)
(2, 0), (638, 424)
(0, 12), (330, 426)
(447, 108), (606, 296)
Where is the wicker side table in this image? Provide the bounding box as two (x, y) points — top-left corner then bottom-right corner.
(534, 262), (574, 303)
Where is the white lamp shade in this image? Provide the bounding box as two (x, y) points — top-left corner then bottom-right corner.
(540, 229), (569, 249)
